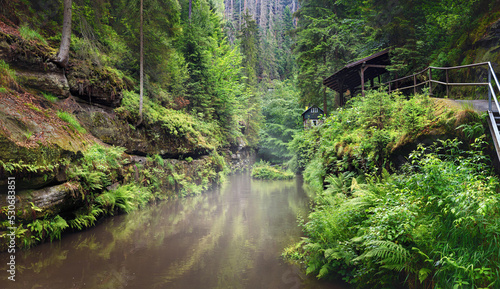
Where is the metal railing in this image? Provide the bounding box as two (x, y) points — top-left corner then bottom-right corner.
(385, 62), (500, 158)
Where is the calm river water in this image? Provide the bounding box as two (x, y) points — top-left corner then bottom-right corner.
(1, 173), (348, 289)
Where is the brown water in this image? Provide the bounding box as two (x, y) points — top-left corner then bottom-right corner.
(1, 173), (348, 289)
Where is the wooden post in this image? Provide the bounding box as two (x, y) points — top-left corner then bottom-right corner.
(413, 74), (417, 95)
(338, 77), (345, 106)
(361, 63), (366, 97)
(323, 86), (327, 116)
(429, 69), (433, 96)
(446, 70), (449, 98)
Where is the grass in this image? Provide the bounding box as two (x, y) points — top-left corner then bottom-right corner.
(57, 110), (87, 134)
(42, 92), (58, 102)
(19, 23), (48, 45)
(0, 60), (18, 90)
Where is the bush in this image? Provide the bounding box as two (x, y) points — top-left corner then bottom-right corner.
(285, 138), (500, 288)
(251, 160), (294, 180)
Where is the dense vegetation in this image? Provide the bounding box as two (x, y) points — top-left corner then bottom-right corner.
(284, 89), (500, 288)
(3, 0), (500, 287)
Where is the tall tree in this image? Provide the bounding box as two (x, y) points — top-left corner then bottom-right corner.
(138, 0), (144, 125)
(239, 12), (259, 86)
(56, 0), (72, 67)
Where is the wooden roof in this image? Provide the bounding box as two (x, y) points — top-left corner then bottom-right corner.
(301, 105), (324, 118)
(323, 50), (391, 94)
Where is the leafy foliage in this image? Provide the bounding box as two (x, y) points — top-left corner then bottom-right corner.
(290, 89), (442, 181)
(258, 80), (303, 163)
(251, 160), (294, 180)
(286, 137), (500, 288)
(68, 144), (126, 193)
(0, 60), (18, 90)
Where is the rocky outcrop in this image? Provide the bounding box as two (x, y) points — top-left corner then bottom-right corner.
(16, 70), (69, 98)
(228, 139), (255, 172)
(67, 60), (132, 107)
(74, 103), (211, 158)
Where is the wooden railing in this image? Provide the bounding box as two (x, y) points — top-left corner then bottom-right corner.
(385, 62), (500, 158)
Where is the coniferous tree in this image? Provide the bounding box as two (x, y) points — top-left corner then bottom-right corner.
(239, 12), (259, 86)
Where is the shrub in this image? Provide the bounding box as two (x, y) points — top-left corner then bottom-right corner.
(251, 160), (294, 180)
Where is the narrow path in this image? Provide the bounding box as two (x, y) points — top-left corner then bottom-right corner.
(452, 99), (497, 112)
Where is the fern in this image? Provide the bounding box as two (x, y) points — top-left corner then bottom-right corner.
(69, 206), (103, 230)
(355, 240), (410, 272)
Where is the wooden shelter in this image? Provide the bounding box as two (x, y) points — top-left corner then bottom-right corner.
(323, 50), (391, 106)
(302, 106), (324, 129)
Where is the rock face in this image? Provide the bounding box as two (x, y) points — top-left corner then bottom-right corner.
(0, 93), (90, 192)
(75, 103), (211, 158)
(228, 140), (255, 172)
(16, 70), (70, 98)
(474, 19), (500, 71)
(66, 60), (131, 107)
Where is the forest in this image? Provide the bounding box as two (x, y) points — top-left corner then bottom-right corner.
(2, 0), (500, 288)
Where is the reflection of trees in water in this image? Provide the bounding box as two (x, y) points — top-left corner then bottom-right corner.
(13, 175), (317, 289)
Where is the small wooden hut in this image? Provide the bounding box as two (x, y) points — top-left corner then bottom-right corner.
(302, 106), (324, 129)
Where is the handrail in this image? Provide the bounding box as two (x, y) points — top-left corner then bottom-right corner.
(385, 62), (500, 161)
(385, 62), (500, 113)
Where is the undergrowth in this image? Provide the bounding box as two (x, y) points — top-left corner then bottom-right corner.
(285, 88), (497, 288)
(251, 160), (294, 180)
(116, 90), (223, 149)
(285, 137), (500, 288)
(19, 23), (48, 45)
(0, 59), (18, 90)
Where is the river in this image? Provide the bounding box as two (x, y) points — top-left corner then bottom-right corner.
(1, 173), (348, 289)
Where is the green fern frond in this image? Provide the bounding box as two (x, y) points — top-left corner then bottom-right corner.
(355, 240), (410, 272)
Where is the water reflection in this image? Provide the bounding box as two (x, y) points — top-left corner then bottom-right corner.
(1, 173), (348, 289)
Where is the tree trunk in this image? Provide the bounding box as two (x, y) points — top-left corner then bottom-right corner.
(56, 0), (72, 68)
(230, 0), (233, 22)
(189, 0), (192, 21)
(138, 0), (144, 125)
(259, 0), (266, 28)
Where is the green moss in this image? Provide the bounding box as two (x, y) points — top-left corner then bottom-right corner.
(0, 60), (17, 89)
